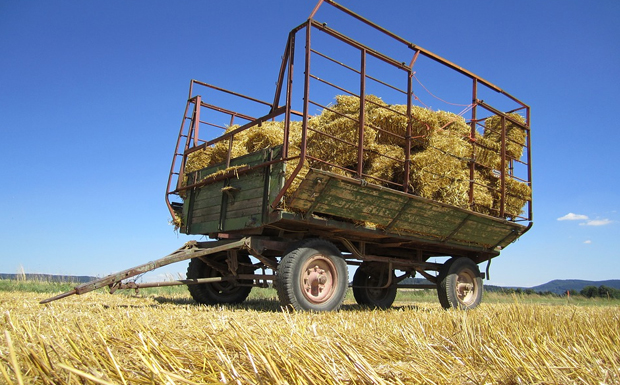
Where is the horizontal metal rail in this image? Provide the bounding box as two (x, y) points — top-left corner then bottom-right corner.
(112, 274), (277, 291)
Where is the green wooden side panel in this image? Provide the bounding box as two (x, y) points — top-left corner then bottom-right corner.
(183, 146), (284, 235)
(288, 169), (526, 250)
(292, 178), (408, 226)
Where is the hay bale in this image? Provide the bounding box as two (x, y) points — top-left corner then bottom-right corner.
(471, 132), (501, 169)
(365, 143), (405, 185)
(244, 121), (285, 153)
(483, 113), (527, 160)
(309, 95), (387, 167)
(286, 120), (304, 157)
(209, 125), (250, 165)
(371, 104), (439, 148)
(480, 170), (531, 218)
(409, 130), (471, 207)
(435, 110), (471, 137)
(321, 94), (387, 120)
(504, 177), (532, 218)
(471, 169), (497, 215)
(307, 115), (376, 169)
(184, 147), (213, 174)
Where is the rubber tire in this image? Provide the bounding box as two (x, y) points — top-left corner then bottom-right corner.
(352, 262), (397, 309)
(186, 252), (253, 305)
(437, 257), (483, 310)
(276, 239), (348, 311)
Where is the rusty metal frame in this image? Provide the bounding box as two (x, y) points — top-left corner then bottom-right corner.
(165, 0), (532, 224)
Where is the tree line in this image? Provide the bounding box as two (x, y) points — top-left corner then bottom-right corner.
(487, 285), (620, 299)
(578, 285), (620, 299)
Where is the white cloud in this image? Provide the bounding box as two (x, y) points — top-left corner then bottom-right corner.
(584, 240), (592, 244)
(583, 219), (612, 226)
(557, 213), (589, 221)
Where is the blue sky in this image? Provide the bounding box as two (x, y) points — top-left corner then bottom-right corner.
(1, 1), (618, 287)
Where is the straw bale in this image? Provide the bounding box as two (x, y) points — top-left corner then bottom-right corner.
(479, 170), (531, 218)
(471, 170), (496, 215)
(435, 110), (471, 137)
(321, 94), (387, 121)
(504, 177), (532, 218)
(184, 147), (213, 174)
(371, 104), (439, 148)
(307, 115), (376, 169)
(484, 113), (527, 160)
(306, 95), (386, 169)
(365, 143), (405, 184)
(210, 125), (250, 165)
(244, 121), (285, 153)
(472, 132), (501, 169)
(409, 130), (471, 207)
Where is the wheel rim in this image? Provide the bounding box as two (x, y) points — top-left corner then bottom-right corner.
(456, 269), (478, 306)
(299, 254), (338, 304)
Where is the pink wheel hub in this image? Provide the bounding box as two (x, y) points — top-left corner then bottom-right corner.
(300, 255), (337, 304)
(456, 270), (477, 306)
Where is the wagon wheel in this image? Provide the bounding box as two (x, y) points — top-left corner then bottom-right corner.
(186, 252), (254, 305)
(352, 262), (397, 309)
(437, 257), (483, 310)
(276, 239), (348, 311)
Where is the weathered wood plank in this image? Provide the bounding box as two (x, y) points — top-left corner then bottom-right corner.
(225, 197), (264, 218)
(188, 220), (219, 235)
(286, 168), (526, 250)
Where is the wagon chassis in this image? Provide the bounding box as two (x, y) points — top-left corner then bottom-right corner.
(41, 228), (495, 306)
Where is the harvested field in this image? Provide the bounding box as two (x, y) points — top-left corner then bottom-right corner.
(1, 291), (619, 384)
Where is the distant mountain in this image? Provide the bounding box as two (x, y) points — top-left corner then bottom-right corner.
(530, 279), (620, 295)
(0, 273), (96, 283)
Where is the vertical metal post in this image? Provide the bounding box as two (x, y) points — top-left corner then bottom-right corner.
(193, 95), (201, 147)
(272, 32), (294, 113)
(357, 49), (366, 178)
(525, 106), (533, 221)
(188, 79), (195, 100)
(269, 22), (310, 210)
(283, 34), (296, 159)
(226, 114), (236, 168)
(301, 21), (312, 164)
(499, 115), (507, 218)
(404, 71), (413, 193)
(469, 79), (477, 207)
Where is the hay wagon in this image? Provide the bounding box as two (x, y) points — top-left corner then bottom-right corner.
(42, 0), (532, 310)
